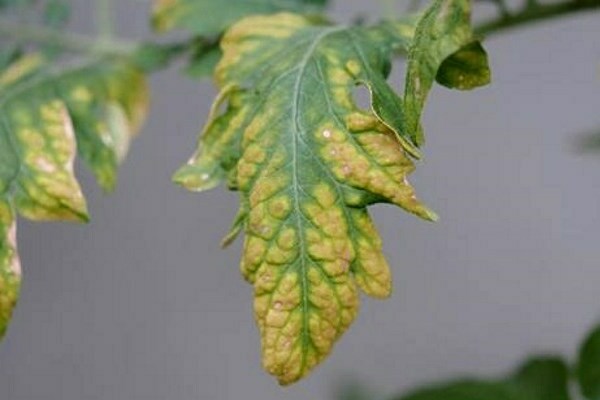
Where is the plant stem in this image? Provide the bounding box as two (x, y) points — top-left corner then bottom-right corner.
(0, 17), (137, 57)
(381, 0), (396, 18)
(96, 0), (114, 41)
(476, 0), (600, 36)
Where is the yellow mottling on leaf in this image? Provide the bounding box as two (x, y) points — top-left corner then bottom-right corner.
(174, 11), (448, 385)
(70, 86), (93, 103)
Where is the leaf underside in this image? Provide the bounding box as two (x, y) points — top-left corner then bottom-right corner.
(0, 57), (148, 339)
(175, 0), (490, 384)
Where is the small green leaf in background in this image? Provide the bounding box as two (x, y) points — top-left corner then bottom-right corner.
(390, 356), (571, 400)
(578, 324), (600, 399)
(0, 58), (149, 340)
(404, 0), (490, 144)
(0, 46), (21, 71)
(43, 0), (70, 28)
(398, 380), (522, 400)
(510, 357), (570, 400)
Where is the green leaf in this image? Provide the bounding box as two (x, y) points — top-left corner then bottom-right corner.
(393, 356), (571, 400)
(436, 41), (491, 90)
(175, 12), (439, 385)
(510, 357), (570, 400)
(152, 0), (328, 35)
(43, 0), (70, 28)
(404, 0), (490, 145)
(0, 46), (22, 72)
(131, 42), (188, 73)
(578, 324), (600, 399)
(0, 0), (33, 10)
(0, 57), (148, 340)
(185, 44), (221, 78)
(398, 380), (523, 400)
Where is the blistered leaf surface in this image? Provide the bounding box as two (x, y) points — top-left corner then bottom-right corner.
(0, 58), (148, 340)
(152, 0), (326, 35)
(175, 12), (440, 385)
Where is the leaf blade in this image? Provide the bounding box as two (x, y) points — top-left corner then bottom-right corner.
(404, 0), (491, 145)
(0, 57), (149, 340)
(579, 324), (600, 399)
(177, 12), (437, 384)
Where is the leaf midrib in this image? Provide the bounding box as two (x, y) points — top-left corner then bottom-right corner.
(289, 25), (344, 372)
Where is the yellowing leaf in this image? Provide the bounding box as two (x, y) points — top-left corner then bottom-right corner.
(0, 58), (148, 340)
(151, 0), (328, 78)
(152, 0), (326, 35)
(175, 13), (438, 385)
(0, 200), (20, 338)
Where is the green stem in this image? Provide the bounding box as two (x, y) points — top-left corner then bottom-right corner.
(96, 0), (114, 41)
(381, 0), (396, 18)
(0, 17), (137, 57)
(476, 0), (600, 36)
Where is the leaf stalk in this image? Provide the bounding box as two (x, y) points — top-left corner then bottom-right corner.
(0, 17), (137, 57)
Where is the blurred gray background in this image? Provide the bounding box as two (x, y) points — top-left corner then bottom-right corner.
(1, 1), (599, 399)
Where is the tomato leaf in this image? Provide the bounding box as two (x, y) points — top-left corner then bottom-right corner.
(404, 0), (491, 145)
(0, 57), (148, 340)
(579, 324), (600, 399)
(174, 12), (439, 385)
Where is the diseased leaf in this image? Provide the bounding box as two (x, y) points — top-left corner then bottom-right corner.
(404, 0), (490, 144)
(0, 53), (45, 90)
(578, 324), (600, 399)
(0, 200), (20, 338)
(0, 57), (148, 340)
(151, 0), (328, 78)
(175, 13), (439, 385)
(152, 0), (327, 35)
(436, 41), (490, 90)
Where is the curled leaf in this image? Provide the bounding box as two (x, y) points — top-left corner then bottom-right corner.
(404, 0), (491, 144)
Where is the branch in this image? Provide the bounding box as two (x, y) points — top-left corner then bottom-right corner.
(0, 17), (137, 57)
(95, 0), (114, 41)
(475, 0), (600, 36)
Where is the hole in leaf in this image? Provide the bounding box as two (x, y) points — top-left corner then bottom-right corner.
(353, 84), (371, 112)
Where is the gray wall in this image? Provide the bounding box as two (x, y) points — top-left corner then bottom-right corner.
(1, 1), (599, 399)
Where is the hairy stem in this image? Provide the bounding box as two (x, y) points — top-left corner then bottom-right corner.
(476, 0), (600, 36)
(0, 17), (137, 56)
